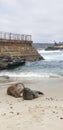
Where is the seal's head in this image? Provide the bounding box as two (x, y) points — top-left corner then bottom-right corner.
(16, 83), (25, 93)
(7, 82), (25, 98)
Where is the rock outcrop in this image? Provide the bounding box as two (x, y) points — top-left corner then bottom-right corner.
(45, 43), (63, 51)
(0, 57), (25, 70)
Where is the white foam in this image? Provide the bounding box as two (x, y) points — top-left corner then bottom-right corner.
(38, 50), (63, 61)
(0, 71), (61, 79)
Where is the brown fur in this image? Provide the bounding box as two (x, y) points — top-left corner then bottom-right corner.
(7, 83), (24, 98)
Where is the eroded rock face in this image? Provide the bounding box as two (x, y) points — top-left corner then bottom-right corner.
(0, 57), (25, 70)
(7, 83), (25, 98)
(23, 88), (44, 100)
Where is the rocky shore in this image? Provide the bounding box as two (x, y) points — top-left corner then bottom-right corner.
(0, 57), (25, 70)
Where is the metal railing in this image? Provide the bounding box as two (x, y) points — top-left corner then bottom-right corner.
(0, 32), (32, 41)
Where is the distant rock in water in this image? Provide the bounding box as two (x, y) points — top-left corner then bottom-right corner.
(45, 43), (63, 51)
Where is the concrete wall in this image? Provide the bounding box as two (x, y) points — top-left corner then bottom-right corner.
(0, 40), (44, 61)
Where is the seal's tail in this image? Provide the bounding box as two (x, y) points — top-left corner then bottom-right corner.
(37, 91), (44, 95)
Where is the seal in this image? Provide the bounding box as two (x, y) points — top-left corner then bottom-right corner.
(23, 88), (44, 100)
(7, 83), (25, 98)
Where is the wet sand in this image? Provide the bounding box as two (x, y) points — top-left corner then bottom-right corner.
(0, 77), (63, 130)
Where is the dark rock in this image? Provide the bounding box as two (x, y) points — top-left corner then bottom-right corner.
(45, 43), (63, 51)
(10, 107), (13, 109)
(0, 57), (26, 70)
(60, 117), (63, 120)
(45, 46), (58, 51)
(17, 112), (20, 115)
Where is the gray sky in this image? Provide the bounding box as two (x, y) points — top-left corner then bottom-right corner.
(0, 0), (63, 43)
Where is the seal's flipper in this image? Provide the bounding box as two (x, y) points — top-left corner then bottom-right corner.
(37, 91), (44, 95)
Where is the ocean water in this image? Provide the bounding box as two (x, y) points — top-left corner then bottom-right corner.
(0, 49), (63, 79)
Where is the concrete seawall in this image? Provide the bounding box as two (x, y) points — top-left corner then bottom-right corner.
(0, 40), (44, 61)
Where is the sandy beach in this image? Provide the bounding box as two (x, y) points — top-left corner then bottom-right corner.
(0, 77), (63, 130)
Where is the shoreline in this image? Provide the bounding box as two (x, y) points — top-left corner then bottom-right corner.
(0, 77), (63, 130)
(0, 76), (63, 98)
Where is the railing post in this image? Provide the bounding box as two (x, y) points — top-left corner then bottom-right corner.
(0, 32), (32, 42)
(9, 33), (11, 40)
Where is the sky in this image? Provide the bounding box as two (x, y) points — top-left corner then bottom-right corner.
(0, 0), (63, 43)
